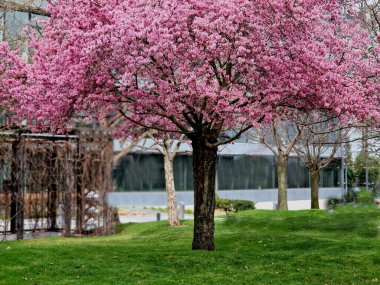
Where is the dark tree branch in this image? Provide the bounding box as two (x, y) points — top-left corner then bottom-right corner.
(0, 1), (50, 17)
(206, 114), (265, 148)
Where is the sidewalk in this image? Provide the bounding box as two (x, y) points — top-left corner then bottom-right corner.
(118, 207), (194, 223)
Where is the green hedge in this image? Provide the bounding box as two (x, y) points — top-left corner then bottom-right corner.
(327, 189), (376, 209)
(356, 189), (376, 204)
(216, 196), (255, 214)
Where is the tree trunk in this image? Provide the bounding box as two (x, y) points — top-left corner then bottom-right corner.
(191, 137), (218, 251)
(310, 169), (320, 209)
(277, 154), (288, 210)
(164, 153), (180, 227)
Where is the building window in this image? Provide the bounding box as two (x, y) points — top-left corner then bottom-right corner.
(112, 153), (341, 192)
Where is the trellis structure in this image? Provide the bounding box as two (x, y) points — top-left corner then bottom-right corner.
(0, 128), (116, 240)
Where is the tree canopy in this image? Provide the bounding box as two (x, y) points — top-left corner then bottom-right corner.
(0, 0), (376, 137)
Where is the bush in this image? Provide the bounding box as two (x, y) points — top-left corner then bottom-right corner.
(231, 200), (256, 212)
(327, 190), (355, 209)
(356, 189), (375, 205)
(215, 197), (234, 215)
(215, 197), (255, 214)
(327, 189), (376, 209)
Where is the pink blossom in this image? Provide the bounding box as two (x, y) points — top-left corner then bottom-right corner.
(1, 0), (379, 138)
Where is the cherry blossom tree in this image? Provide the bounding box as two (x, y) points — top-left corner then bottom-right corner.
(2, 0), (379, 250)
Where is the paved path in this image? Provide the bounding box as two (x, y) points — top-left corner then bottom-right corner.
(118, 207), (194, 223)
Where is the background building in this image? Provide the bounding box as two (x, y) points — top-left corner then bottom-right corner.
(110, 139), (344, 210)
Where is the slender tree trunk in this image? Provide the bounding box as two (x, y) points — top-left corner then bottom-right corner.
(310, 169), (320, 209)
(191, 136), (218, 251)
(163, 153), (180, 227)
(277, 154), (288, 210)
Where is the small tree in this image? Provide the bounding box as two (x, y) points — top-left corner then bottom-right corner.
(252, 116), (301, 210)
(292, 115), (347, 209)
(156, 135), (185, 227)
(142, 133), (188, 227)
(114, 132), (187, 227)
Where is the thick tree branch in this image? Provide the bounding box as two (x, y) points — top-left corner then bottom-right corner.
(118, 109), (186, 134)
(0, 1), (50, 17)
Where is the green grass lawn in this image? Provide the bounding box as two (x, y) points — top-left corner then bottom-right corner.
(0, 206), (379, 285)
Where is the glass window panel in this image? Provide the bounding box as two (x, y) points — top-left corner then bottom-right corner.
(217, 156), (234, 190)
(30, 13), (48, 31)
(287, 157), (309, 188)
(0, 11), (5, 41)
(112, 153), (165, 192)
(321, 159), (341, 187)
(4, 11), (29, 44)
(217, 155), (276, 190)
(173, 155), (193, 191)
(2, 6), (48, 56)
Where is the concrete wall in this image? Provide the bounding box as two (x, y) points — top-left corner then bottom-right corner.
(106, 187), (343, 210)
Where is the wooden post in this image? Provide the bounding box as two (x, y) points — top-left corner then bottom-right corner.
(48, 148), (58, 231)
(63, 145), (73, 237)
(75, 137), (83, 235)
(10, 134), (24, 239)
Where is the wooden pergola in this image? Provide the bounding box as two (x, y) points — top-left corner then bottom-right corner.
(0, 128), (116, 240)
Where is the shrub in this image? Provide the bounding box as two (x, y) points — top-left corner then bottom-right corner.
(327, 190), (355, 209)
(231, 200), (256, 212)
(356, 189), (375, 205)
(327, 189), (376, 209)
(185, 209), (193, 214)
(215, 197), (234, 215)
(327, 198), (342, 209)
(215, 197), (255, 214)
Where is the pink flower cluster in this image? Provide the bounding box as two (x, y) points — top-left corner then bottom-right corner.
(0, 42), (27, 124)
